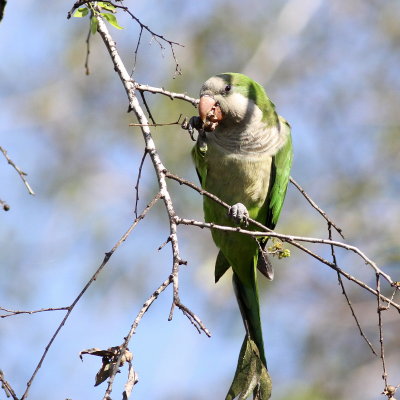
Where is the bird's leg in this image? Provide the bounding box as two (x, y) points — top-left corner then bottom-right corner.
(181, 116), (203, 141)
(228, 203), (249, 226)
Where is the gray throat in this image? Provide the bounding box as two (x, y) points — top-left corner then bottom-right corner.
(207, 118), (287, 156)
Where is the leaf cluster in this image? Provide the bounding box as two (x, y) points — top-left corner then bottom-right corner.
(73, 1), (123, 33)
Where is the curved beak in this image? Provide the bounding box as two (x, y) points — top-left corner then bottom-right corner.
(199, 96), (216, 122)
(198, 95), (224, 131)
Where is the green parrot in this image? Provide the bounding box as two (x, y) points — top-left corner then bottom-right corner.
(189, 73), (293, 399)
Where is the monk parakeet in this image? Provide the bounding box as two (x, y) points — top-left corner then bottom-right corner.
(189, 73), (293, 399)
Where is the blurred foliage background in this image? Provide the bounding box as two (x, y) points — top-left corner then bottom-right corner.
(1, 0), (400, 399)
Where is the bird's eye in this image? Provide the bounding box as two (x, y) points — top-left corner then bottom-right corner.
(224, 85), (231, 92)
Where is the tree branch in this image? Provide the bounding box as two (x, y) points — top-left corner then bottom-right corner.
(135, 83), (199, 107)
(290, 176), (344, 238)
(0, 146), (35, 195)
(328, 223), (376, 355)
(92, 13), (209, 398)
(0, 306), (69, 318)
(20, 194), (160, 400)
(0, 369), (18, 400)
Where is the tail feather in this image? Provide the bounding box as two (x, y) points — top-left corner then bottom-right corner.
(226, 262), (272, 399)
(232, 266), (266, 367)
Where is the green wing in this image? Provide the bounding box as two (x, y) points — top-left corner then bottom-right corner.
(265, 117), (293, 229)
(192, 140), (232, 283)
(191, 140), (208, 186)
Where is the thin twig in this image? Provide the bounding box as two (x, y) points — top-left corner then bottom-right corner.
(20, 195), (160, 400)
(85, 22), (91, 75)
(174, 300), (211, 336)
(139, 91), (156, 125)
(290, 176), (343, 238)
(158, 235), (171, 251)
(0, 306), (69, 318)
(134, 149), (148, 218)
(377, 274), (388, 390)
(135, 83), (198, 106)
(0, 146), (35, 195)
(129, 115), (183, 127)
(67, 0), (183, 74)
(103, 275), (170, 398)
(0, 369), (19, 400)
(328, 223), (377, 355)
(132, 25), (143, 72)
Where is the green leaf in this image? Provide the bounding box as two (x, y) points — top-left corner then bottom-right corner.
(73, 7), (89, 18)
(90, 16), (98, 34)
(101, 12), (123, 29)
(98, 2), (116, 11)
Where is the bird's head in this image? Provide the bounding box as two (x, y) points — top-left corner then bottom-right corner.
(198, 72), (272, 132)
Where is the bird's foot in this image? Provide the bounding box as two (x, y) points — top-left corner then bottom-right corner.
(181, 116), (203, 141)
(228, 203), (249, 226)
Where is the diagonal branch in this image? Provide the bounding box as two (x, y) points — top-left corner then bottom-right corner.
(166, 171), (394, 287)
(328, 223), (376, 355)
(20, 194), (160, 400)
(0, 146), (35, 195)
(0, 369), (18, 400)
(176, 216), (400, 311)
(290, 176), (344, 238)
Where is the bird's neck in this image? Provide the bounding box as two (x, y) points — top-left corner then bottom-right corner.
(206, 114), (285, 157)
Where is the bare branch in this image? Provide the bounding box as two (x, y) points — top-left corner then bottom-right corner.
(67, 0), (183, 75)
(166, 172), (394, 286)
(176, 217), (400, 290)
(377, 274), (388, 390)
(0, 146), (35, 195)
(85, 22), (91, 75)
(328, 224), (377, 355)
(132, 25), (143, 72)
(139, 91), (156, 125)
(0, 369), (19, 400)
(103, 276), (170, 398)
(129, 115), (183, 127)
(92, 13), (209, 398)
(0, 306), (69, 319)
(134, 148), (148, 219)
(20, 194), (160, 400)
(174, 300), (211, 336)
(290, 176), (344, 238)
(135, 83), (199, 107)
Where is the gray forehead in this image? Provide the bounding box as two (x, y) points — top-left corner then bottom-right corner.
(200, 76), (227, 95)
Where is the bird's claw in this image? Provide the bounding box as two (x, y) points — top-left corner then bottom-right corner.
(181, 116), (203, 141)
(228, 203), (249, 226)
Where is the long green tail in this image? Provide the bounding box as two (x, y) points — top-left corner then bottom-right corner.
(233, 269), (266, 366)
(226, 263), (272, 399)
